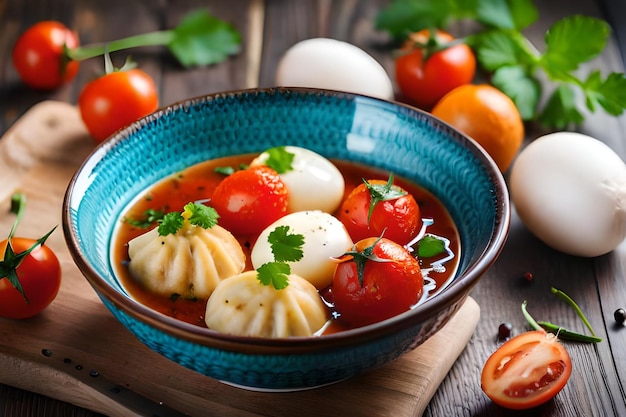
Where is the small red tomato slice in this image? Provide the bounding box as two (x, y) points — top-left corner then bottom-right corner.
(338, 179), (420, 245)
(12, 21), (80, 90)
(481, 330), (572, 410)
(331, 237), (423, 327)
(78, 68), (159, 142)
(0, 238), (62, 319)
(210, 166), (289, 236)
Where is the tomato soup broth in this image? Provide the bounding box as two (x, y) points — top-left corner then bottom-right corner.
(112, 154), (461, 332)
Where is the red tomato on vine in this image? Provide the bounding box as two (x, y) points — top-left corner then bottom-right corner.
(0, 194), (61, 319)
(78, 67), (159, 142)
(395, 29), (476, 110)
(12, 21), (80, 90)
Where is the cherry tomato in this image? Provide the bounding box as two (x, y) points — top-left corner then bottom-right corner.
(395, 29), (476, 110)
(12, 21), (80, 90)
(481, 330), (572, 410)
(338, 178), (420, 245)
(331, 237), (423, 327)
(0, 238), (62, 319)
(210, 166), (289, 236)
(78, 68), (159, 143)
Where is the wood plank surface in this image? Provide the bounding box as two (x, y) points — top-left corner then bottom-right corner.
(1, 0), (626, 416)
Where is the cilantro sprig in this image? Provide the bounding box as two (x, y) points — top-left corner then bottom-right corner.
(376, 0), (626, 128)
(66, 9), (241, 67)
(157, 202), (219, 236)
(263, 146), (296, 174)
(256, 225), (304, 290)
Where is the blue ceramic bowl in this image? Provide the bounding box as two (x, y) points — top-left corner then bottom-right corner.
(63, 87), (509, 391)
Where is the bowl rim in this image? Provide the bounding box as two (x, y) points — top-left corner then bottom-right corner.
(62, 86), (510, 354)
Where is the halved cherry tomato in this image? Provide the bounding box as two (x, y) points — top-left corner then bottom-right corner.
(331, 237), (423, 327)
(395, 29), (475, 110)
(12, 21), (80, 90)
(481, 330), (572, 410)
(210, 166), (289, 236)
(338, 177), (420, 245)
(0, 237), (62, 319)
(78, 68), (159, 143)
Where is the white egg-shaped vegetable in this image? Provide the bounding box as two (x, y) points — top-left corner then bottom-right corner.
(510, 131), (626, 257)
(275, 38), (394, 101)
(250, 146), (345, 213)
(251, 211), (353, 289)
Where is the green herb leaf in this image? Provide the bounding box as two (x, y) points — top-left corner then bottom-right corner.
(417, 234), (446, 258)
(257, 262), (290, 290)
(475, 0), (516, 30)
(263, 146), (295, 174)
(471, 30), (537, 71)
(375, 0), (474, 40)
(168, 9), (241, 67)
(184, 202), (219, 229)
(538, 84), (584, 129)
(492, 65), (541, 120)
(583, 71), (626, 115)
(268, 225), (304, 263)
(541, 15), (610, 77)
(157, 212), (184, 236)
(364, 174), (407, 223)
(214, 166), (235, 176)
(124, 208), (165, 229)
(507, 0), (538, 30)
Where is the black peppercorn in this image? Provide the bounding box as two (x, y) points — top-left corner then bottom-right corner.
(498, 322), (513, 340)
(614, 308), (626, 324)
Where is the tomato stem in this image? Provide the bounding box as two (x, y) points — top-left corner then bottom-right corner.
(551, 287), (597, 336)
(521, 300), (602, 343)
(67, 31), (174, 62)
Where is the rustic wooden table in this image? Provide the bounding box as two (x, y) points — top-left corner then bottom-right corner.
(1, 0), (626, 416)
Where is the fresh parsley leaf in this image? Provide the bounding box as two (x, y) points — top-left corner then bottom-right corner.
(417, 234), (446, 258)
(158, 212), (184, 236)
(375, 0), (474, 40)
(508, 0), (538, 30)
(268, 225), (304, 263)
(492, 65), (541, 120)
(257, 262), (290, 290)
(264, 146), (295, 174)
(470, 0), (537, 30)
(538, 85), (584, 129)
(168, 9), (241, 67)
(583, 71), (626, 115)
(541, 15), (610, 77)
(184, 202), (219, 229)
(471, 30), (536, 71)
(475, 0), (516, 30)
(214, 166), (235, 176)
(364, 174), (407, 223)
(124, 208), (165, 229)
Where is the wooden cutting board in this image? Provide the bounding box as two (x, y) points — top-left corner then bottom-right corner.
(0, 101), (481, 417)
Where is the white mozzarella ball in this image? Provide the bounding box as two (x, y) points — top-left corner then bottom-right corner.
(250, 146), (345, 213)
(510, 131), (626, 257)
(275, 38), (394, 101)
(251, 211), (353, 289)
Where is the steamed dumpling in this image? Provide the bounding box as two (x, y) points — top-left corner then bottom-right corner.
(127, 223), (245, 299)
(205, 270), (328, 337)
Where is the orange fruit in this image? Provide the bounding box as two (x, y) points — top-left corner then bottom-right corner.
(431, 84), (524, 172)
